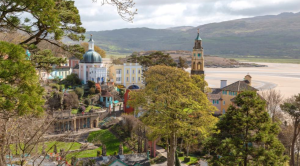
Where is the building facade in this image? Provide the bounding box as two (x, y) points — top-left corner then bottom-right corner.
(74, 35), (108, 84)
(191, 30), (204, 76)
(208, 75), (258, 115)
(109, 63), (143, 88)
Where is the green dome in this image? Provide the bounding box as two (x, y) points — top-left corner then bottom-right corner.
(81, 50), (102, 63)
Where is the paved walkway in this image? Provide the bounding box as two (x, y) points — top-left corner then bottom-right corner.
(44, 128), (101, 139)
(153, 145), (188, 166)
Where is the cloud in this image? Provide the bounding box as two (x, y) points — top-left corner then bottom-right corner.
(74, 0), (300, 31)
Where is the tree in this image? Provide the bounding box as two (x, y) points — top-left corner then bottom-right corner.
(1, 0), (85, 49)
(261, 89), (283, 122)
(0, 42), (45, 165)
(75, 87), (84, 99)
(87, 80), (96, 89)
(31, 49), (66, 79)
(63, 92), (79, 110)
(205, 91), (288, 166)
(81, 42), (106, 58)
(191, 75), (210, 93)
(95, 0), (137, 22)
(60, 73), (82, 88)
(129, 66), (218, 166)
(177, 56), (188, 69)
(89, 87), (96, 94)
(127, 51), (177, 72)
(280, 94), (300, 166)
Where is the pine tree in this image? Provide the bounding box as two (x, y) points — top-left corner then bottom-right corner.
(205, 91), (288, 166)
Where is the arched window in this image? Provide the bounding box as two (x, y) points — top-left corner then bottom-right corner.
(197, 62), (201, 70)
(223, 109), (226, 114)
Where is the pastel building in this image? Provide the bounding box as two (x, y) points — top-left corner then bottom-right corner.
(109, 63), (143, 88)
(71, 35), (107, 84)
(208, 75), (258, 115)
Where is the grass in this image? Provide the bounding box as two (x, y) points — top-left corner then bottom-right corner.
(66, 130), (131, 159)
(178, 155), (199, 165)
(71, 105), (101, 114)
(234, 58), (300, 64)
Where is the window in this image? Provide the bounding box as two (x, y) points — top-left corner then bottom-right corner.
(222, 91), (227, 95)
(127, 70), (129, 74)
(217, 100), (219, 104)
(223, 109), (226, 114)
(132, 77), (134, 81)
(133, 70), (134, 74)
(126, 77), (129, 82)
(116, 69), (121, 74)
(138, 77), (140, 81)
(138, 70), (140, 74)
(116, 77), (121, 81)
(194, 53), (196, 56)
(198, 53), (201, 57)
(223, 101), (225, 105)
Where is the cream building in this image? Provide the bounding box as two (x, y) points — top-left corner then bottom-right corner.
(77, 35), (107, 84)
(109, 63), (143, 88)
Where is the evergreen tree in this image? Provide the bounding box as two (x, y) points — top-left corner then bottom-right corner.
(205, 91), (288, 166)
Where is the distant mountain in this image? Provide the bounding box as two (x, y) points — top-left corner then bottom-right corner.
(88, 12), (300, 58)
(167, 26), (194, 32)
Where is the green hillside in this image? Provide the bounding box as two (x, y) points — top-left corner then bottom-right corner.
(88, 12), (300, 59)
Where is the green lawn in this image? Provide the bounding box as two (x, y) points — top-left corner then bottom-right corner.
(66, 130), (131, 159)
(234, 58), (300, 64)
(72, 105), (101, 114)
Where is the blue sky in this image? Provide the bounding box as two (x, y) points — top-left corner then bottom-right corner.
(74, 0), (300, 31)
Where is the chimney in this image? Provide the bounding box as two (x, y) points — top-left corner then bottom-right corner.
(221, 80), (227, 89)
(244, 74), (252, 86)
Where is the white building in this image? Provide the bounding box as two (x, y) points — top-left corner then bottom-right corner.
(78, 35), (107, 84)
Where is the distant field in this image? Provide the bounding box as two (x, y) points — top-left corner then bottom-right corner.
(233, 58), (300, 64)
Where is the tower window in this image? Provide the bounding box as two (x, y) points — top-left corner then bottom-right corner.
(194, 53), (196, 56)
(198, 53), (201, 57)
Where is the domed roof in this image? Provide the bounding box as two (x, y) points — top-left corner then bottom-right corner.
(80, 50), (102, 63)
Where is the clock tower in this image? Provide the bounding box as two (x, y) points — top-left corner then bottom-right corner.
(191, 29), (204, 76)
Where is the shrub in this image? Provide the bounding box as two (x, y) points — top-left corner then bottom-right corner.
(178, 152), (184, 157)
(114, 151), (117, 155)
(78, 106), (86, 113)
(89, 87), (96, 94)
(59, 84), (65, 91)
(97, 150), (101, 157)
(95, 88), (100, 94)
(84, 99), (91, 106)
(75, 87), (84, 99)
(87, 80), (95, 88)
(50, 83), (59, 90)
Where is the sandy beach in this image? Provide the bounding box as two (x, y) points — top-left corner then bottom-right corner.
(188, 63), (300, 98)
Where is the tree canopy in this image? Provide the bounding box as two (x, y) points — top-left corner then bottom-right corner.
(0, 42), (45, 165)
(129, 65), (218, 166)
(205, 91), (288, 166)
(127, 51), (177, 71)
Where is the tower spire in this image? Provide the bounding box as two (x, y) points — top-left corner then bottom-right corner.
(88, 34), (94, 50)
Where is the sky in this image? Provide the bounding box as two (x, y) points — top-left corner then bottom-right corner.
(74, 0), (300, 31)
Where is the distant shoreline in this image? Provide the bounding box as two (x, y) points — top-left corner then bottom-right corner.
(233, 58), (300, 64)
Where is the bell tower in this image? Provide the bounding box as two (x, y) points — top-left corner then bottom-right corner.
(191, 29), (204, 76)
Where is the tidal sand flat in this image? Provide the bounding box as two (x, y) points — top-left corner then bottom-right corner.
(188, 63), (300, 98)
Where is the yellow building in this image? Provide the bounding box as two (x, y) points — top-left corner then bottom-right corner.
(191, 29), (204, 76)
(109, 63), (144, 88)
(208, 75), (258, 115)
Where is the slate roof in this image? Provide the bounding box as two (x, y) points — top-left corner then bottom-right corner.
(101, 90), (113, 97)
(208, 94), (222, 100)
(221, 81), (258, 92)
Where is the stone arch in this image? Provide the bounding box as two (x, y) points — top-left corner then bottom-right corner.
(197, 62), (201, 70)
(192, 62), (196, 70)
(93, 120), (97, 128)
